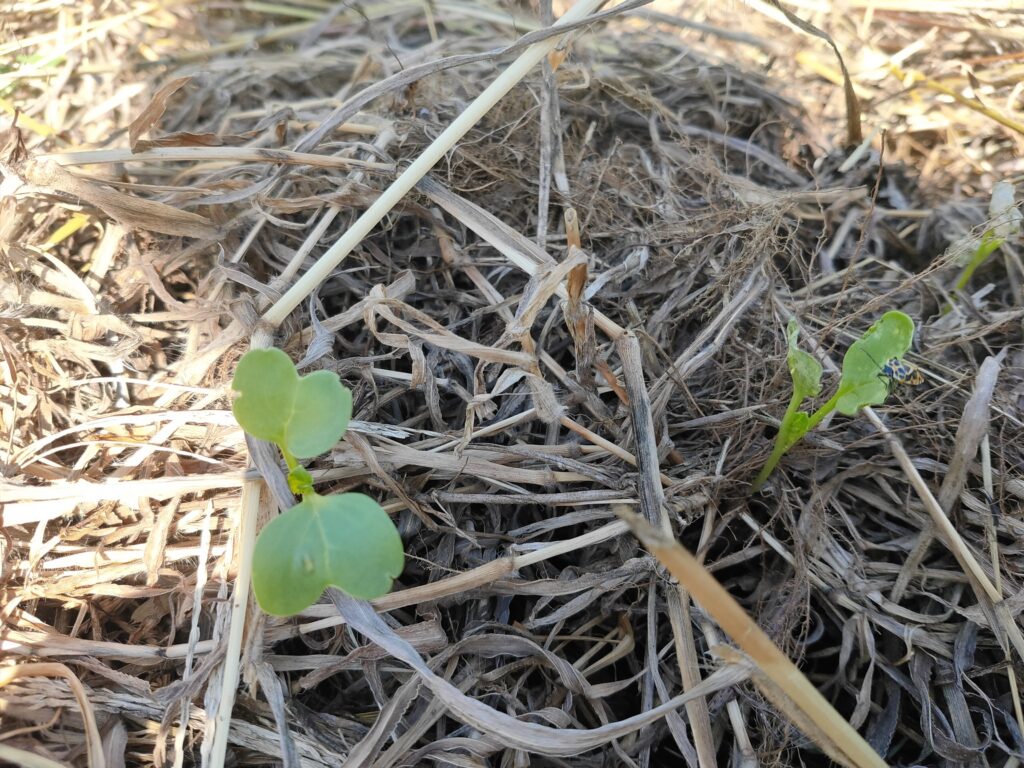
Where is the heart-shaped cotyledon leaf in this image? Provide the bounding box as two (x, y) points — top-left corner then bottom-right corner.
(836, 310), (916, 416)
(232, 348), (352, 459)
(251, 492), (405, 616)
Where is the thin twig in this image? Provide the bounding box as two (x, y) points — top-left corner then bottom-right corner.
(261, 0), (609, 327)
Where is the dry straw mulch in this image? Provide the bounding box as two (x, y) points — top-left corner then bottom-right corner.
(2, 1), (1024, 766)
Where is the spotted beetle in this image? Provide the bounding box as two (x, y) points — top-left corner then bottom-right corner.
(880, 357), (924, 386)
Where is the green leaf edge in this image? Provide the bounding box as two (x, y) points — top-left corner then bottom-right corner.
(231, 347), (353, 459)
(835, 310), (916, 415)
(251, 493), (405, 617)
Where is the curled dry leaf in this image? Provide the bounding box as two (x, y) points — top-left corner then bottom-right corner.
(0, 126), (221, 240)
(127, 76), (192, 149)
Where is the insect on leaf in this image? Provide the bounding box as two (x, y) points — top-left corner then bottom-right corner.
(836, 311), (915, 416)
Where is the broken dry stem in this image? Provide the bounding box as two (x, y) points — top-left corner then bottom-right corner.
(863, 406), (1024, 662)
(615, 506), (888, 768)
(208, 475), (261, 767)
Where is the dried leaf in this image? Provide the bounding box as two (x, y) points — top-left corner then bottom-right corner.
(764, 0), (861, 145)
(331, 593), (749, 756)
(128, 76), (191, 149)
(0, 126), (220, 239)
(134, 132), (224, 150)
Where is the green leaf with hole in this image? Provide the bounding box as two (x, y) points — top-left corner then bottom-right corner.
(251, 492), (405, 616)
(232, 348), (352, 459)
(835, 310), (915, 415)
(786, 320), (822, 402)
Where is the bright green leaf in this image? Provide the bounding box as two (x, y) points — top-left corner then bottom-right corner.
(231, 348), (296, 446)
(836, 311), (915, 415)
(252, 493), (405, 616)
(231, 348), (352, 459)
(786, 320), (823, 401)
(286, 370), (352, 459)
(288, 466), (314, 496)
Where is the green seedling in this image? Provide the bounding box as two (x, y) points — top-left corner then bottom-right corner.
(951, 231), (1005, 300)
(231, 348), (404, 616)
(949, 181), (1020, 305)
(751, 311), (917, 491)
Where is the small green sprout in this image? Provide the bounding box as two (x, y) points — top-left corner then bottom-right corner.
(232, 348), (404, 616)
(751, 311), (917, 491)
(950, 181), (1020, 302)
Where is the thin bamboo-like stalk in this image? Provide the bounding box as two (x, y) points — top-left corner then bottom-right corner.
(614, 506), (889, 768)
(862, 407), (1024, 663)
(261, 0), (607, 327)
(617, 331), (719, 768)
(207, 476), (260, 768)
